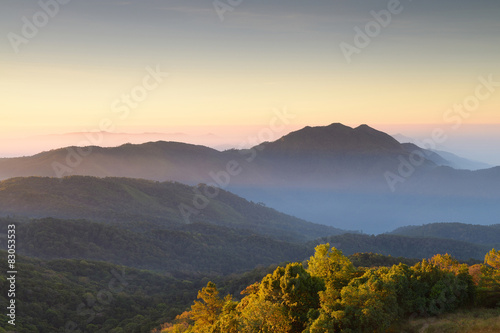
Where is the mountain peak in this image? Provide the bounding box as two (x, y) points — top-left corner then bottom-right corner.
(327, 122), (352, 128)
(355, 124), (373, 131)
(260, 123), (403, 154)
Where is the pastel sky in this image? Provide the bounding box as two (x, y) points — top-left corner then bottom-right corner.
(1, 0), (499, 162)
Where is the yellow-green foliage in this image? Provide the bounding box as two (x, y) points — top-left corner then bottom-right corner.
(159, 245), (500, 333)
(477, 249), (500, 307)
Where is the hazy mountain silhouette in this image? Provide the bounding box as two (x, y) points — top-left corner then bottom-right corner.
(431, 149), (492, 170)
(0, 123), (479, 188)
(1, 123), (499, 233)
(260, 123), (404, 153)
(0, 141), (226, 183)
(393, 133), (492, 170)
(0, 131), (228, 158)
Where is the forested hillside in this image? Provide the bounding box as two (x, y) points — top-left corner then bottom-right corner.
(0, 176), (345, 242)
(0, 252), (201, 332)
(390, 222), (500, 247)
(0, 217), (310, 275)
(1, 217), (492, 280)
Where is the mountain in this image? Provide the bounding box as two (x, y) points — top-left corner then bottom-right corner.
(0, 123), (434, 188)
(0, 141), (226, 184)
(392, 133), (415, 144)
(2, 123), (497, 193)
(242, 123), (437, 190)
(393, 133), (492, 170)
(431, 149), (492, 170)
(0, 131), (229, 158)
(390, 222), (500, 247)
(1, 123), (499, 233)
(1, 123), (496, 192)
(0, 176), (345, 242)
(400, 143), (452, 167)
(260, 123), (404, 154)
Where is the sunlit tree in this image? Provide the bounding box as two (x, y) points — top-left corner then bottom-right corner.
(190, 282), (224, 333)
(478, 249), (500, 307)
(485, 249), (500, 270)
(256, 263), (324, 332)
(238, 294), (291, 333)
(307, 244), (356, 290)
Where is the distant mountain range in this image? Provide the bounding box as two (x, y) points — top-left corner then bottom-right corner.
(0, 131), (231, 158)
(1, 123), (496, 189)
(1, 123), (499, 233)
(392, 133), (492, 170)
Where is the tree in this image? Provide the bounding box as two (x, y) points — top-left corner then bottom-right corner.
(307, 244), (356, 290)
(338, 268), (399, 332)
(161, 311), (192, 333)
(306, 244), (357, 328)
(430, 253), (460, 273)
(212, 296), (240, 333)
(385, 263), (413, 317)
(477, 249), (500, 307)
(257, 263), (324, 332)
(190, 282), (224, 333)
(409, 259), (472, 315)
(238, 294), (291, 333)
(485, 249), (500, 270)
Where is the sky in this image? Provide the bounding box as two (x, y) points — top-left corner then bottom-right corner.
(1, 0), (500, 163)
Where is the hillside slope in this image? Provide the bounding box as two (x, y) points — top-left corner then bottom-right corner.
(0, 176), (345, 242)
(0, 217), (311, 275)
(0, 252), (207, 332)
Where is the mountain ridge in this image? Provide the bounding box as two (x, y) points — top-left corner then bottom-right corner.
(0, 176), (346, 242)
(1, 123), (499, 233)
(257, 123), (406, 154)
(389, 222), (500, 247)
